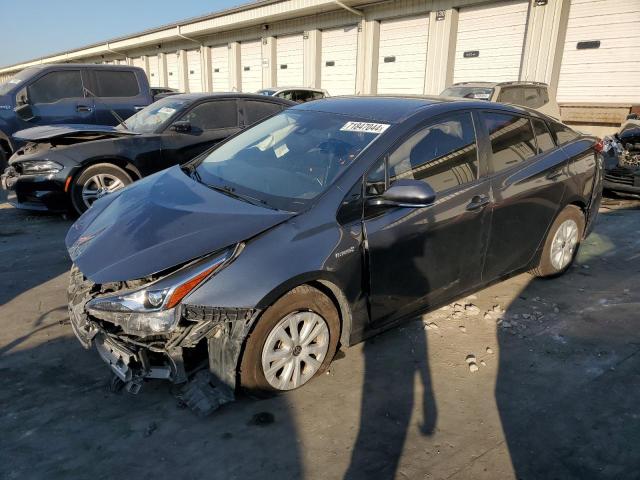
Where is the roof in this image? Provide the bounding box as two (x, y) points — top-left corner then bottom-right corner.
(166, 92), (296, 104)
(23, 63), (144, 71)
(293, 95), (449, 123)
(451, 81), (550, 87)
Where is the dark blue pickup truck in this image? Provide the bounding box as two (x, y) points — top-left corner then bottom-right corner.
(0, 64), (153, 168)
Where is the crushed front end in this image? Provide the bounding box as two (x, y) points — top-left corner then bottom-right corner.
(67, 247), (258, 413)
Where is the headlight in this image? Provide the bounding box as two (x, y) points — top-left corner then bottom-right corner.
(86, 247), (237, 336)
(20, 160), (63, 175)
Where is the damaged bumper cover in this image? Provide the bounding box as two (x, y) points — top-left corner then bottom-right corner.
(67, 265), (259, 406)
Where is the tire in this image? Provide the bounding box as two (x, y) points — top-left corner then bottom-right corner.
(530, 205), (585, 278)
(240, 285), (340, 395)
(70, 163), (132, 215)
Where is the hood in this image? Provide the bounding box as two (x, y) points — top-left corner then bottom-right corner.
(13, 124), (139, 142)
(66, 165), (294, 283)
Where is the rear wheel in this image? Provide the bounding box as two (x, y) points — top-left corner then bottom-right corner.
(530, 205), (585, 278)
(70, 163), (132, 215)
(240, 285), (340, 395)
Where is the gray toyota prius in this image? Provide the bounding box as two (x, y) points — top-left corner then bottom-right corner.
(66, 96), (602, 406)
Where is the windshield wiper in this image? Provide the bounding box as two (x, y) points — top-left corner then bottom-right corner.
(206, 183), (278, 210)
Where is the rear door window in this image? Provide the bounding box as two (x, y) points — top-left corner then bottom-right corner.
(482, 112), (537, 173)
(547, 121), (580, 145)
(182, 100), (238, 130)
(28, 70), (84, 104)
(244, 100), (284, 125)
(94, 70), (140, 97)
(387, 111), (479, 193)
(531, 118), (555, 153)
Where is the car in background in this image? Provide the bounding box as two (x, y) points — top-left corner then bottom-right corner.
(0, 64), (153, 169)
(440, 81), (560, 119)
(257, 87), (329, 103)
(65, 96), (601, 403)
(603, 114), (640, 195)
(151, 87), (181, 101)
(1, 93), (294, 214)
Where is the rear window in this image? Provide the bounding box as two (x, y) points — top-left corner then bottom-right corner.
(94, 70), (140, 97)
(548, 121), (580, 145)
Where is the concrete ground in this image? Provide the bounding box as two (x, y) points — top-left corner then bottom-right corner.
(1, 191), (639, 480)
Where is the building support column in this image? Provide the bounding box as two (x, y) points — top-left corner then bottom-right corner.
(425, 8), (458, 95)
(304, 29), (321, 88)
(177, 49), (188, 92)
(359, 18), (379, 95)
(228, 42), (241, 92)
(158, 52), (168, 88)
(202, 46), (212, 92)
(262, 36), (277, 88)
(520, 0), (571, 88)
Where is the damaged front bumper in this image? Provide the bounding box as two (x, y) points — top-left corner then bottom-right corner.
(67, 266), (258, 405)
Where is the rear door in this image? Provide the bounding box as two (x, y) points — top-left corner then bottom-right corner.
(480, 111), (567, 281)
(160, 99), (241, 166)
(25, 69), (95, 125)
(90, 69), (148, 123)
(364, 111), (492, 326)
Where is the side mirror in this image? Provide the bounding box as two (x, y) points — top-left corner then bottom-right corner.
(170, 120), (192, 133)
(366, 179), (436, 209)
(626, 113), (638, 121)
(15, 87), (29, 106)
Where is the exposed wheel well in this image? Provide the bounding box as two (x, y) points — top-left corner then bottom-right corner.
(307, 280), (351, 348)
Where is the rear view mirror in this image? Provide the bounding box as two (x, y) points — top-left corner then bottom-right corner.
(366, 179), (436, 209)
(170, 120), (192, 133)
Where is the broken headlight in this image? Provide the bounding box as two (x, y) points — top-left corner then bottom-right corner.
(20, 160), (63, 175)
(86, 247), (237, 336)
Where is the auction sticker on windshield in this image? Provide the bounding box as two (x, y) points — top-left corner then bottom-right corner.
(340, 122), (390, 134)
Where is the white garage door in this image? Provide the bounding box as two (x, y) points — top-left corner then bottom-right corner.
(131, 57), (145, 74)
(377, 15), (429, 94)
(148, 55), (160, 87)
(241, 40), (263, 92)
(321, 25), (359, 96)
(186, 49), (203, 92)
(211, 45), (230, 92)
(276, 34), (304, 87)
(453, 0), (529, 84)
(558, 0), (640, 104)
(166, 52), (180, 90)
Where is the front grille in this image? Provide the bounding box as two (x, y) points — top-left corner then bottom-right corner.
(604, 167), (635, 186)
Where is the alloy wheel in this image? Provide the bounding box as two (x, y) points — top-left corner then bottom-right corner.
(81, 173), (125, 208)
(550, 219), (579, 270)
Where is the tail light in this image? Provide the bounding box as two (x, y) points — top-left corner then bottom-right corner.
(593, 139), (604, 153)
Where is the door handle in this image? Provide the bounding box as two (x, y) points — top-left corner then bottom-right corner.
(76, 105), (93, 112)
(134, 106), (145, 111)
(466, 194), (490, 211)
(546, 169), (563, 180)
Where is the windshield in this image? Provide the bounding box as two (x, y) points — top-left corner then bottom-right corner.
(0, 68), (36, 96)
(120, 97), (189, 133)
(194, 110), (389, 211)
(441, 86), (494, 100)
(257, 89), (276, 96)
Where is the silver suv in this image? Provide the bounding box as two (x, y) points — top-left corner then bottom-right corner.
(441, 81), (560, 120)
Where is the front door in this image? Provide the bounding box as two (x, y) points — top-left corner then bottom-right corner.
(161, 100), (241, 166)
(480, 112), (567, 281)
(24, 69), (95, 126)
(363, 111), (492, 326)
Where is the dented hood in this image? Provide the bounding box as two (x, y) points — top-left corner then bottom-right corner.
(13, 124), (138, 142)
(65, 165), (294, 283)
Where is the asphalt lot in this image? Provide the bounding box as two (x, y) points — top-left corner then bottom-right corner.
(1, 190), (639, 480)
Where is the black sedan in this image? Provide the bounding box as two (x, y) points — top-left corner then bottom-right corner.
(66, 96), (602, 405)
(1, 93), (295, 214)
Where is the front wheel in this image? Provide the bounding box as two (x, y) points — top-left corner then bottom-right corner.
(240, 285), (340, 395)
(70, 163), (132, 215)
(530, 205), (585, 278)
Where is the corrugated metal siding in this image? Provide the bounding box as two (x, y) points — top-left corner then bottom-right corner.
(211, 45), (230, 92)
(557, 0), (640, 103)
(186, 49), (203, 92)
(276, 34), (304, 86)
(377, 14), (429, 94)
(453, 0), (529, 83)
(321, 25), (359, 95)
(166, 52), (180, 89)
(241, 40), (263, 92)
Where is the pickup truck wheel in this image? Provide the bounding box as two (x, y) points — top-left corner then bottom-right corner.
(240, 285), (340, 395)
(530, 205), (585, 278)
(71, 163), (132, 215)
